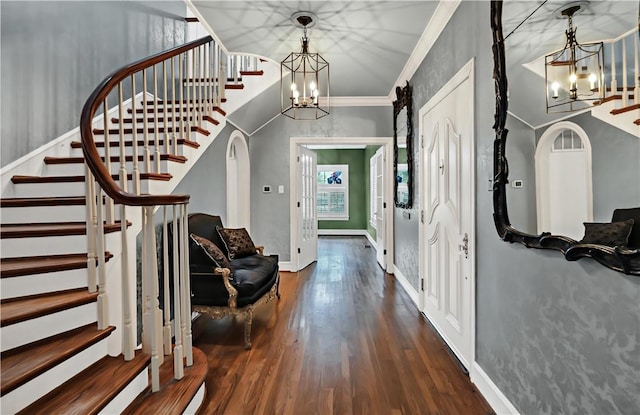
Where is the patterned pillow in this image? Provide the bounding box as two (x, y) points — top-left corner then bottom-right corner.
(216, 226), (257, 259)
(189, 233), (232, 269)
(580, 220), (634, 247)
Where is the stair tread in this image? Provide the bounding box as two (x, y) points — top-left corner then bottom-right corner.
(92, 126), (210, 137)
(0, 288), (98, 327)
(0, 196), (86, 208)
(70, 138), (200, 149)
(610, 103), (640, 115)
(11, 172), (172, 184)
(17, 351), (151, 415)
(123, 347), (208, 415)
(1, 252), (113, 278)
(0, 220), (127, 238)
(44, 154), (188, 165)
(1, 323), (115, 396)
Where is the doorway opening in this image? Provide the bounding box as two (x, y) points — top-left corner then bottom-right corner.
(226, 130), (251, 231)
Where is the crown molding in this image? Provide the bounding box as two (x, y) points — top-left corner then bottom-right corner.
(388, 0), (462, 100)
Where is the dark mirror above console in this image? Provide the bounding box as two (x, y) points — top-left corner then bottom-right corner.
(393, 82), (413, 209)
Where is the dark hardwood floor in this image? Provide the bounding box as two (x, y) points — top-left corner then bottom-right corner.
(193, 236), (493, 415)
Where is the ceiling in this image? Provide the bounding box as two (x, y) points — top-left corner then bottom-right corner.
(189, 1), (639, 134)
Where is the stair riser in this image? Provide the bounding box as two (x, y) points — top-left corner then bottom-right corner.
(1, 205), (89, 224)
(45, 160), (174, 177)
(10, 180), (154, 198)
(2, 232), (122, 258)
(100, 369), (150, 415)
(1, 302), (97, 352)
(71, 144), (190, 158)
(1, 268), (87, 300)
(0, 340), (109, 414)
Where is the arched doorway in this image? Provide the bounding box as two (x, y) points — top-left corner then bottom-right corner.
(535, 121), (593, 240)
(226, 130), (250, 231)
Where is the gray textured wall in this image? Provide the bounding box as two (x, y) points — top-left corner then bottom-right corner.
(1, 1), (187, 167)
(248, 107), (392, 262)
(505, 114), (537, 234)
(534, 112), (640, 223)
(173, 124), (233, 222)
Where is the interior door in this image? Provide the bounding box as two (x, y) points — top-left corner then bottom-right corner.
(374, 147), (385, 267)
(296, 146), (318, 270)
(421, 65), (474, 369)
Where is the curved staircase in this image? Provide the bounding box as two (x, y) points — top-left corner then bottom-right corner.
(1, 34), (265, 414)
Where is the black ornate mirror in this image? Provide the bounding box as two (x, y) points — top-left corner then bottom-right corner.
(393, 81), (413, 209)
(491, 0), (640, 275)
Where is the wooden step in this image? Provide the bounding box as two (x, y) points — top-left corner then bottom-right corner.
(225, 83), (244, 90)
(213, 106), (226, 117)
(44, 154), (188, 165)
(0, 196), (86, 208)
(11, 173), (172, 184)
(112, 115), (219, 126)
(0, 221), (127, 239)
(17, 351), (151, 415)
(611, 103), (640, 115)
(0, 288), (98, 327)
(634, 119), (640, 125)
(1, 323), (115, 396)
(240, 70), (264, 76)
(71, 138), (200, 150)
(1, 252), (112, 278)
(92, 125), (210, 137)
(122, 347), (208, 415)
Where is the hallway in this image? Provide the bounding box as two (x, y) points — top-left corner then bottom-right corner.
(193, 236), (493, 414)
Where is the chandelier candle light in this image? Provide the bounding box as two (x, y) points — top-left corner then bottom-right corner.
(545, 3), (604, 113)
(281, 12), (330, 120)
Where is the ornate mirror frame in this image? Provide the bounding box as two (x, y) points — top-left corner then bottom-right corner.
(490, 1), (640, 275)
(393, 81), (413, 209)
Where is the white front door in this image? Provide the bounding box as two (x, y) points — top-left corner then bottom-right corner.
(420, 60), (475, 369)
(374, 147), (385, 267)
(296, 146), (318, 270)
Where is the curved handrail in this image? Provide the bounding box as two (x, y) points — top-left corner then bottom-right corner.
(80, 36), (214, 206)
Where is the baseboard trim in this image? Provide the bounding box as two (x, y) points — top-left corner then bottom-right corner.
(392, 265), (419, 308)
(364, 231), (377, 250)
(278, 261), (292, 272)
(470, 362), (520, 415)
(318, 229), (367, 236)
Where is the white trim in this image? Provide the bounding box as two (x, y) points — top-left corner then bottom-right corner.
(278, 261), (292, 272)
(418, 58), (476, 370)
(290, 137), (394, 274)
(184, 383), (207, 415)
(318, 229), (367, 236)
(388, 0), (462, 99)
(470, 362), (521, 415)
(226, 130), (251, 232)
(365, 231), (377, 250)
(392, 265), (419, 308)
(320, 96), (391, 107)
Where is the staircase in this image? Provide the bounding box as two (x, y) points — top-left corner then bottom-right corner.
(0, 35), (265, 414)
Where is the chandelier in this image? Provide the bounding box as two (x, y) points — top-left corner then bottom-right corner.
(544, 4), (604, 113)
(281, 12), (330, 120)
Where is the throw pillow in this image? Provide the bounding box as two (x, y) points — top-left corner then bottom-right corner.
(190, 233), (232, 269)
(216, 226), (257, 259)
(579, 219), (634, 247)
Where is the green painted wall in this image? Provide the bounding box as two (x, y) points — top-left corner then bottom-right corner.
(364, 146), (381, 239)
(316, 149), (366, 230)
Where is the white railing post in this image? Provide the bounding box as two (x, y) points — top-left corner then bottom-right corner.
(85, 167), (97, 292)
(172, 56), (178, 155)
(152, 64), (161, 173)
(180, 204), (193, 366)
(142, 206), (161, 391)
(131, 75), (141, 195)
(611, 41), (618, 98)
(142, 69), (152, 174)
(214, 43), (220, 106)
(102, 98), (115, 224)
(163, 60), (170, 155)
(220, 52), (227, 102)
(95, 187), (108, 330)
(162, 207), (172, 356)
(634, 31), (639, 105)
(622, 37), (628, 107)
(191, 49), (198, 133)
(199, 46), (205, 127)
(172, 205), (184, 380)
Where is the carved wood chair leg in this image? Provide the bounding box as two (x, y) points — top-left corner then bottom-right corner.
(244, 308), (254, 349)
(276, 272), (281, 299)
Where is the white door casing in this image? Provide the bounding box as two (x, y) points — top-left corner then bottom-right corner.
(226, 130), (251, 231)
(374, 147), (386, 268)
(296, 146), (318, 270)
(535, 121), (593, 240)
(290, 137), (394, 273)
(419, 59), (475, 370)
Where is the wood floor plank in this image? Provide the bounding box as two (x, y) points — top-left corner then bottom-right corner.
(193, 236), (494, 415)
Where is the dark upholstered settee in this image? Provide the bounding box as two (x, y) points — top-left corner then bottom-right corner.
(612, 208), (640, 249)
(186, 213), (280, 348)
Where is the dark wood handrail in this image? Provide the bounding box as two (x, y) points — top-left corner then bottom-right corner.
(80, 36), (214, 206)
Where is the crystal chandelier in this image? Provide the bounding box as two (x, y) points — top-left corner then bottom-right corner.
(281, 13), (330, 120)
(544, 4), (604, 113)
